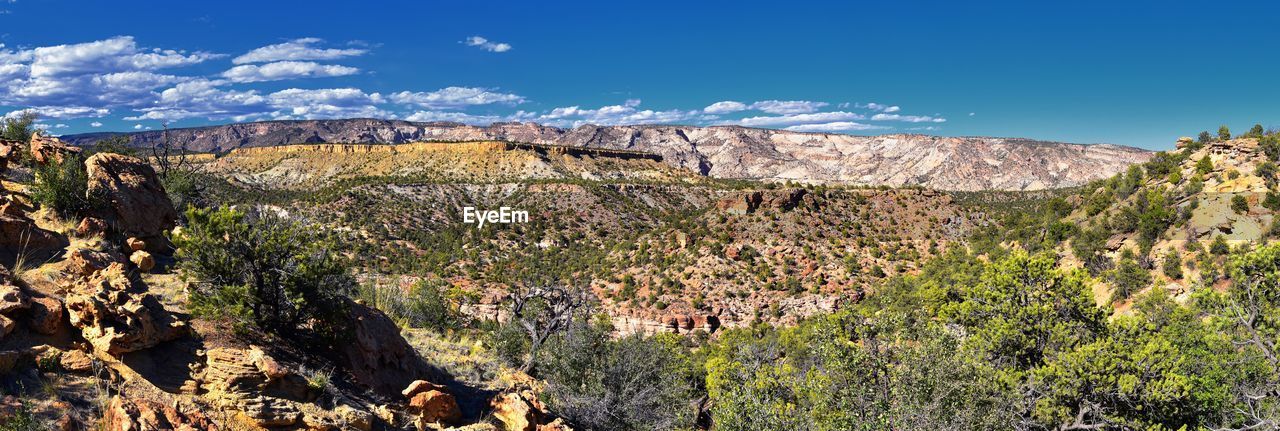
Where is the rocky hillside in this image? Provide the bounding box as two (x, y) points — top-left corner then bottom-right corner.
(972, 130), (1280, 311)
(62, 119), (1153, 191)
(193, 142), (989, 334)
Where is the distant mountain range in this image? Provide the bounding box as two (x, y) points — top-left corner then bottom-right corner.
(62, 119), (1153, 191)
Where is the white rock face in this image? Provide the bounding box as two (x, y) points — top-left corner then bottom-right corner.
(64, 120), (1152, 191)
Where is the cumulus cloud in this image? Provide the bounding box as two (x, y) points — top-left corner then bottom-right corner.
(703, 101), (748, 114)
(860, 102), (900, 112)
(266, 88), (390, 119)
(538, 99), (699, 127)
(870, 113), (946, 123)
(748, 100), (828, 115)
(5, 106), (109, 119)
(463, 36), (512, 53)
(390, 87), (525, 109)
(90, 121), (103, 127)
(233, 38), (366, 64)
(736, 111), (866, 128)
(784, 122), (886, 132)
(0, 36), (218, 109)
(221, 61), (359, 83)
(404, 110), (535, 125)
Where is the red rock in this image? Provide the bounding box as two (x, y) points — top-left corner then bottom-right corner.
(408, 390), (461, 425)
(28, 296), (64, 335)
(85, 153), (178, 241)
(76, 217), (109, 238)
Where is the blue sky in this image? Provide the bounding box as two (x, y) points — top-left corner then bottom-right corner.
(1, 0), (1278, 150)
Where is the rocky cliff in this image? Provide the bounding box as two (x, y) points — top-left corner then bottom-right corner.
(63, 119), (1153, 191)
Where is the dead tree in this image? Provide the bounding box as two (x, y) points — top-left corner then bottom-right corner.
(507, 280), (589, 373)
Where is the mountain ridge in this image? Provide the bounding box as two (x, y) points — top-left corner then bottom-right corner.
(61, 118), (1154, 191)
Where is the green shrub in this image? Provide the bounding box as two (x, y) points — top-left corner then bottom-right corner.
(1111, 249), (1152, 302)
(173, 206), (355, 339)
(1162, 250), (1183, 280)
(30, 154), (103, 218)
(1232, 194), (1250, 214)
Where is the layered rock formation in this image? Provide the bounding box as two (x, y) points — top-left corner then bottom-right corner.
(63, 120), (1153, 191)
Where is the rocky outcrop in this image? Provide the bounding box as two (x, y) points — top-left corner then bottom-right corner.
(715, 188), (808, 214)
(403, 380), (462, 427)
(0, 140), (17, 173)
(62, 120), (1153, 191)
(341, 301), (443, 397)
(64, 263), (186, 356)
(84, 153), (178, 242)
(101, 396), (217, 431)
(0, 212), (68, 264)
(28, 132), (81, 165)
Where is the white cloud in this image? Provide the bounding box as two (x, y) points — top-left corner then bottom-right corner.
(404, 110), (535, 125)
(538, 99), (699, 127)
(870, 113), (946, 123)
(703, 101), (748, 114)
(133, 124), (142, 129)
(463, 36), (512, 53)
(0, 36), (218, 109)
(266, 88), (391, 120)
(390, 87), (525, 109)
(736, 111), (865, 128)
(969, 112), (975, 116)
(90, 121), (103, 127)
(784, 122), (886, 132)
(5, 106), (109, 119)
(860, 102), (900, 112)
(748, 100), (828, 115)
(125, 79), (268, 121)
(233, 38), (366, 64)
(221, 61), (359, 83)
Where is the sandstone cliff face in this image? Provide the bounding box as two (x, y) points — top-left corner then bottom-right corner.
(63, 120), (1153, 191)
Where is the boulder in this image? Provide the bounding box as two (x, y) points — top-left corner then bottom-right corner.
(126, 237), (146, 251)
(63, 247), (126, 277)
(28, 132), (81, 166)
(0, 214), (68, 264)
(408, 389), (461, 425)
(0, 140), (16, 173)
(340, 301), (443, 396)
(129, 250), (155, 272)
(75, 217), (109, 238)
(0, 284), (29, 315)
(64, 263), (186, 356)
(58, 349), (93, 373)
(84, 153), (178, 242)
(101, 396), (217, 431)
(490, 391), (544, 431)
(27, 296), (64, 335)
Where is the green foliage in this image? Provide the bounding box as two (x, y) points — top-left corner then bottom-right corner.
(942, 251), (1107, 371)
(1196, 155), (1214, 175)
(173, 206), (355, 339)
(0, 111), (36, 143)
(1247, 123), (1266, 138)
(1162, 250), (1183, 280)
(1232, 194), (1250, 214)
(1031, 290), (1237, 429)
(540, 320), (700, 430)
(1110, 249), (1151, 302)
(0, 404), (45, 431)
(1197, 131), (1213, 145)
(30, 153), (102, 218)
(356, 279), (471, 331)
(1219, 124), (1232, 141)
